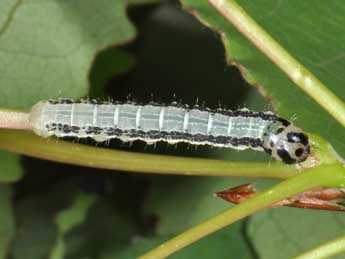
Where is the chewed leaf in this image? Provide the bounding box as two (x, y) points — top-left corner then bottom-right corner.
(0, 0), (136, 109)
(181, 0), (345, 157)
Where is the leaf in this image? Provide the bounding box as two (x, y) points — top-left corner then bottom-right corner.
(103, 223), (253, 259)
(89, 48), (136, 98)
(144, 176), (243, 235)
(101, 236), (168, 259)
(0, 151), (23, 182)
(62, 198), (137, 259)
(181, 0), (345, 157)
(127, 0), (163, 5)
(0, 0), (136, 109)
(0, 185), (15, 259)
(247, 207), (345, 259)
(143, 175), (276, 259)
(11, 197), (58, 259)
(10, 164), (140, 259)
(49, 193), (97, 259)
(11, 180), (83, 259)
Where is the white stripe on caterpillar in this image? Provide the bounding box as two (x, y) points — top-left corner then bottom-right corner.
(207, 113), (213, 135)
(183, 110), (189, 133)
(159, 107), (165, 130)
(114, 106), (119, 127)
(29, 99), (311, 164)
(136, 106), (142, 130)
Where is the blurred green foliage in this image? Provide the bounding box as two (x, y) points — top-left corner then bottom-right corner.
(0, 1), (344, 259)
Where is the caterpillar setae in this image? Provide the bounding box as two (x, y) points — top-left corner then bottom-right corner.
(29, 99), (311, 164)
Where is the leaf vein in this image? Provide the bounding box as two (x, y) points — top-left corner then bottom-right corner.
(0, 0), (23, 39)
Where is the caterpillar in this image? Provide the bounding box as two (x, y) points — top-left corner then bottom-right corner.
(29, 99), (311, 164)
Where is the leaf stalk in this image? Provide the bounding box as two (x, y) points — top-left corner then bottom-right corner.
(292, 235), (345, 259)
(208, 0), (345, 128)
(139, 164), (345, 259)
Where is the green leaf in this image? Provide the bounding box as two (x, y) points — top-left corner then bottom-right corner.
(11, 197), (58, 259)
(62, 198), (137, 259)
(49, 193), (97, 259)
(104, 223), (253, 259)
(102, 236), (168, 259)
(181, 0), (345, 157)
(0, 0), (136, 109)
(0, 151), (23, 182)
(140, 164), (345, 259)
(0, 185), (15, 259)
(11, 180), (82, 259)
(127, 0), (163, 5)
(143, 175), (276, 257)
(247, 208), (345, 259)
(89, 48), (136, 98)
(144, 176), (249, 235)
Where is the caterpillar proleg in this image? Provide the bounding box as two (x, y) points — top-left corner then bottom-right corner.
(29, 99), (310, 164)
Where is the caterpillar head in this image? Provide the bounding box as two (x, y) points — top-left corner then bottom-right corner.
(266, 124), (311, 164)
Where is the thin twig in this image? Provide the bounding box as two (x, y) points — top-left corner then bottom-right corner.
(139, 164), (345, 259)
(0, 130), (297, 178)
(292, 235), (345, 259)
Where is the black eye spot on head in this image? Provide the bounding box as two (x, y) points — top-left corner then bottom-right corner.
(287, 132), (309, 146)
(277, 118), (291, 126)
(295, 148), (304, 157)
(277, 148), (296, 164)
(275, 127), (284, 135)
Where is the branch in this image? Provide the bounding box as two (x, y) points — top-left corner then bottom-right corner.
(292, 235), (345, 259)
(0, 129), (296, 178)
(139, 163), (345, 259)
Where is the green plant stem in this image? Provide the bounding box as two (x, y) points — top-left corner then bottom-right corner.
(208, 0), (345, 128)
(0, 129), (296, 178)
(139, 163), (345, 259)
(292, 235), (345, 259)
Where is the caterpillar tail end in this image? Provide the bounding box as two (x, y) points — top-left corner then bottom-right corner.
(29, 101), (51, 138)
